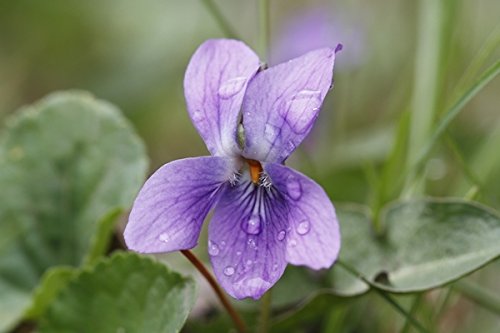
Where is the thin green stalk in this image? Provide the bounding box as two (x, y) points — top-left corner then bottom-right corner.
(431, 288), (454, 327)
(256, 290), (272, 333)
(452, 24), (500, 101)
(415, 60), (500, 168)
(375, 290), (431, 333)
(444, 135), (485, 194)
(453, 280), (500, 315)
(336, 260), (431, 333)
(400, 294), (423, 333)
(258, 0), (270, 61)
(406, 0), (450, 183)
(201, 0), (239, 39)
(404, 58), (500, 194)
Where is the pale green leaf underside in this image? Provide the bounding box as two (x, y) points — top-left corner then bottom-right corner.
(331, 199), (500, 295)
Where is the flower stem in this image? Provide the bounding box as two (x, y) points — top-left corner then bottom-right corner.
(180, 250), (246, 333)
(256, 290), (272, 333)
(201, 0), (239, 39)
(258, 0), (270, 61)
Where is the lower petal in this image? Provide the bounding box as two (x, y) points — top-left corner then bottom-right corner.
(208, 182), (288, 300)
(124, 156), (237, 253)
(265, 163), (340, 269)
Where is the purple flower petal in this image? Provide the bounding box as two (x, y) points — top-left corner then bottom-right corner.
(184, 39), (261, 157)
(266, 163), (340, 269)
(208, 182), (288, 299)
(242, 48), (338, 163)
(124, 156), (238, 253)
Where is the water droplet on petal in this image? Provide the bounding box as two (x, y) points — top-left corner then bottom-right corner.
(218, 77), (247, 99)
(232, 277), (272, 297)
(264, 123), (280, 143)
(297, 220), (311, 235)
(247, 238), (257, 249)
(208, 240), (220, 256)
(272, 263), (279, 271)
(286, 176), (302, 200)
(289, 239), (298, 247)
(220, 241), (226, 248)
(277, 230), (286, 241)
(285, 90), (322, 133)
(243, 215), (262, 235)
(191, 109), (204, 122)
(224, 266), (235, 276)
(158, 233), (169, 243)
(236, 251), (242, 256)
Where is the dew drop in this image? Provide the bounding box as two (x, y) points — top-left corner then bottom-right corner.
(244, 215), (262, 235)
(272, 263), (279, 271)
(158, 233), (169, 243)
(285, 90), (322, 133)
(296, 220), (311, 235)
(247, 238), (257, 249)
(218, 77), (247, 99)
(208, 240), (220, 256)
(236, 251), (242, 256)
(224, 266), (235, 276)
(264, 123), (280, 143)
(246, 259), (253, 266)
(289, 239), (298, 247)
(191, 109), (204, 122)
(277, 230), (286, 241)
(286, 176), (302, 200)
(220, 241), (226, 248)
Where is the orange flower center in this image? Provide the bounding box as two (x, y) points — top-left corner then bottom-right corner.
(246, 159), (263, 184)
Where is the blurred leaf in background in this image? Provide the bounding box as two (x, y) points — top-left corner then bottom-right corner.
(0, 92), (147, 331)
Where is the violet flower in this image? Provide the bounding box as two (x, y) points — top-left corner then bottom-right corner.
(124, 39), (341, 300)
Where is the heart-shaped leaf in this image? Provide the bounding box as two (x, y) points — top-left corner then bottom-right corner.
(0, 91), (148, 331)
(39, 253), (196, 333)
(330, 199), (500, 295)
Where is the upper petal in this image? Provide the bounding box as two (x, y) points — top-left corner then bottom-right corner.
(208, 182), (288, 300)
(124, 156), (238, 253)
(242, 47), (339, 163)
(184, 39), (261, 157)
(265, 163), (340, 269)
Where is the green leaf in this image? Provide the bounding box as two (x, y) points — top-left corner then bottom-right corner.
(0, 91), (148, 331)
(40, 253), (196, 333)
(84, 207), (124, 265)
(24, 267), (77, 320)
(330, 199), (500, 295)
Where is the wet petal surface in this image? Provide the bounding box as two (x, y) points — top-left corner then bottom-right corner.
(184, 39), (260, 157)
(208, 182), (288, 299)
(266, 163), (340, 269)
(124, 156), (237, 253)
(242, 47), (338, 163)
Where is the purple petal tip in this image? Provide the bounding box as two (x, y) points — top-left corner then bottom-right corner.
(335, 43), (343, 53)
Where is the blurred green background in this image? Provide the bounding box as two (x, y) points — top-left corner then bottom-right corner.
(1, 0), (499, 332)
(1, 0), (499, 204)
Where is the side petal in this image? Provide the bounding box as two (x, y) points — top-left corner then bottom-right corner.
(208, 182), (288, 300)
(124, 156), (238, 253)
(184, 39), (261, 157)
(242, 47), (340, 163)
(265, 163), (340, 269)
